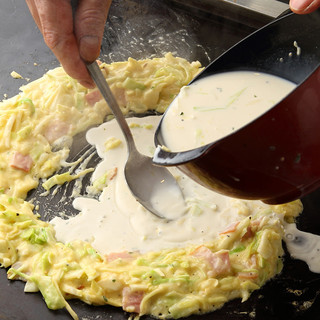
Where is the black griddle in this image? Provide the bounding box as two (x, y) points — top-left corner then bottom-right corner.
(0, 1), (319, 319)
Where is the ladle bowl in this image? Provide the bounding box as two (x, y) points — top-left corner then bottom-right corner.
(153, 10), (320, 204)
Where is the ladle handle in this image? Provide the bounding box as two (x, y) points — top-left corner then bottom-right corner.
(86, 61), (136, 153)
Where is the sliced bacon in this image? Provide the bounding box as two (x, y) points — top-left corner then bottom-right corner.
(241, 225), (254, 242)
(43, 120), (70, 143)
(191, 246), (231, 277)
(10, 151), (33, 172)
(106, 251), (134, 262)
(122, 287), (144, 313)
(85, 90), (102, 106)
(241, 218), (263, 241)
(219, 221), (240, 235)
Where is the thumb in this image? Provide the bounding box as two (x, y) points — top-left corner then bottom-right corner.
(290, 0), (320, 13)
(75, 0), (112, 63)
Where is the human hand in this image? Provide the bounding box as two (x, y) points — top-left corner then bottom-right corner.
(26, 0), (112, 88)
(290, 0), (320, 14)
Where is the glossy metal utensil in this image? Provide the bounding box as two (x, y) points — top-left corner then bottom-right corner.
(153, 11), (320, 204)
(86, 61), (185, 219)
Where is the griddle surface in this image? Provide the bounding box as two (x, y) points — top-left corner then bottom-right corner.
(0, 1), (319, 319)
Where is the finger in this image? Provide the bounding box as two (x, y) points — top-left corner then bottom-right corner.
(74, 0), (112, 63)
(29, 0), (95, 87)
(25, 0), (42, 31)
(290, 0), (320, 14)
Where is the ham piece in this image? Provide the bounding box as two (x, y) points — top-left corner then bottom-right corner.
(219, 221), (240, 235)
(85, 90), (102, 106)
(10, 151), (33, 172)
(191, 246), (231, 277)
(85, 88), (127, 107)
(106, 251), (134, 262)
(122, 287), (144, 313)
(43, 120), (70, 143)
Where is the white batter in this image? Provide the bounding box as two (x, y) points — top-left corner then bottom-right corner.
(160, 71), (296, 151)
(284, 223), (320, 273)
(50, 116), (271, 254)
(50, 71), (319, 275)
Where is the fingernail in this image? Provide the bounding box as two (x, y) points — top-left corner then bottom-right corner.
(79, 35), (100, 63)
(290, 0), (313, 11)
